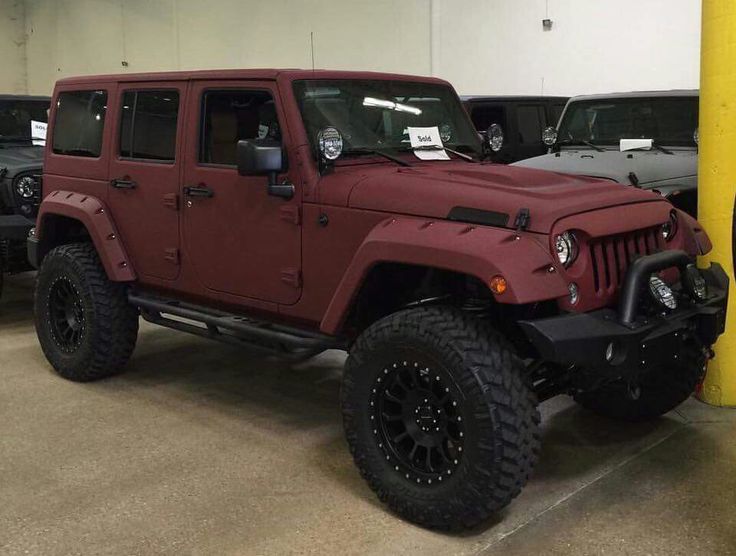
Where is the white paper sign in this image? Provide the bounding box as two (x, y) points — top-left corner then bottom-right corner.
(620, 138), (652, 152)
(408, 126), (450, 160)
(31, 120), (47, 146)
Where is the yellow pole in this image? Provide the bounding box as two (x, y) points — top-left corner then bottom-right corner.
(697, 0), (736, 406)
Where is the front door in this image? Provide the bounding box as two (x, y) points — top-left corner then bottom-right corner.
(181, 81), (301, 305)
(107, 83), (184, 281)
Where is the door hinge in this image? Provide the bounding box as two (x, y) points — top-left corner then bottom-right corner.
(280, 268), (302, 288)
(279, 205), (301, 225)
(163, 193), (179, 211)
(164, 248), (180, 265)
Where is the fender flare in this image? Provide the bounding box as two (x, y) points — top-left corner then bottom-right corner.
(35, 190), (136, 281)
(320, 217), (568, 335)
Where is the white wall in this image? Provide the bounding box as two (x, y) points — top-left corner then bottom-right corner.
(435, 0), (702, 96)
(0, 0), (26, 94)
(23, 0), (432, 95)
(18, 0), (701, 97)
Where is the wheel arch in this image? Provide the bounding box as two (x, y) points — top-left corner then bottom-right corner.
(320, 217), (568, 336)
(34, 191), (135, 281)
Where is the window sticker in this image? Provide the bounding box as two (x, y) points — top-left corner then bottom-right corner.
(31, 120), (47, 146)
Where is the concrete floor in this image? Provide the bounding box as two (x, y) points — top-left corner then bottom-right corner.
(1, 274), (735, 556)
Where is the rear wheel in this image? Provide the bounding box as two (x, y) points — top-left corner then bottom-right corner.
(574, 343), (706, 421)
(342, 306), (540, 530)
(35, 243), (138, 381)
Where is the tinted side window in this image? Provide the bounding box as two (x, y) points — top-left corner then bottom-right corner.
(469, 104), (507, 132)
(517, 104), (546, 144)
(120, 90), (179, 161)
(199, 90), (280, 166)
(52, 90), (107, 157)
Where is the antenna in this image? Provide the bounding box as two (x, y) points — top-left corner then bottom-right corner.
(310, 32), (315, 73)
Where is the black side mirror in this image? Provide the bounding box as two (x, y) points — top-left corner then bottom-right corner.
(237, 139), (293, 199)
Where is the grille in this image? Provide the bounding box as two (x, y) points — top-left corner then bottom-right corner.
(589, 227), (664, 293)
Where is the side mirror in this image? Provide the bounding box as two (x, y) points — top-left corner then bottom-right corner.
(542, 126), (558, 147)
(237, 139), (293, 199)
(486, 123), (504, 152)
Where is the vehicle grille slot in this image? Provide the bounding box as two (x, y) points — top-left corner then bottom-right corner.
(588, 226), (662, 295)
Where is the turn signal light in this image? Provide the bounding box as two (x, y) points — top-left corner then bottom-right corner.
(489, 275), (507, 295)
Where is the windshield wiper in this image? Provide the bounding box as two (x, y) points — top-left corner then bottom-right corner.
(557, 138), (605, 152)
(400, 145), (479, 163)
(341, 148), (411, 167)
(651, 142), (674, 155)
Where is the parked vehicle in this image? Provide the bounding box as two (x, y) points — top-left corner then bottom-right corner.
(0, 95), (50, 295)
(514, 90), (699, 216)
(462, 95), (568, 163)
(29, 70), (727, 530)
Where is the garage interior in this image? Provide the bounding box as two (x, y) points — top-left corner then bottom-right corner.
(1, 1), (736, 555)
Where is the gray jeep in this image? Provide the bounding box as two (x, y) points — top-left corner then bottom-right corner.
(0, 94), (50, 295)
(513, 90), (699, 216)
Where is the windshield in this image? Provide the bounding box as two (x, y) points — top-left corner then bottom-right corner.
(557, 96), (698, 147)
(293, 79), (482, 158)
(0, 99), (50, 142)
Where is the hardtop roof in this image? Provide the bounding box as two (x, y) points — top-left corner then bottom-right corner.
(460, 95), (569, 102)
(55, 68), (450, 87)
(0, 94), (51, 102)
(569, 89), (699, 103)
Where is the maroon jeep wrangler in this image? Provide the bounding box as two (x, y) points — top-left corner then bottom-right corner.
(29, 69), (727, 530)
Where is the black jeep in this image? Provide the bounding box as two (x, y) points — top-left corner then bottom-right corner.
(0, 94), (50, 294)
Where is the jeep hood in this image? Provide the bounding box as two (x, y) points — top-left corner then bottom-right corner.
(345, 162), (664, 233)
(0, 144), (45, 177)
(512, 148), (696, 188)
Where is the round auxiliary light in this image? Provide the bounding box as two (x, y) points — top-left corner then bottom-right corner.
(487, 123), (504, 152)
(693, 127), (699, 146)
(568, 282), (579, 305)
(317, 127), (343, 161)
(542, 126), (558, 147)
(649, 275), (677, 311)
(16, 175), (37, 199)
(554, 231), (578, 267)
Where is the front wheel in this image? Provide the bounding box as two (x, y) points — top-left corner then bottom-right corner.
(35, 242), (139, 382)
(341, 306), (540, 530)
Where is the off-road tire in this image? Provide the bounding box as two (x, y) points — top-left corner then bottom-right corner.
(574, 344), (706, 421)
(341, 306), (540, 530)
(35, 242), (138, 381)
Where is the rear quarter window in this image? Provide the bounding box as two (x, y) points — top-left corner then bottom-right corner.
(52, 90), (107, 157)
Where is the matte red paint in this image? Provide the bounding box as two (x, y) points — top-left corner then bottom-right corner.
(37, 69), (709, 336)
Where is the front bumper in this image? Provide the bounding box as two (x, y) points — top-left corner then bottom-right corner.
(519, 257), (728, 371)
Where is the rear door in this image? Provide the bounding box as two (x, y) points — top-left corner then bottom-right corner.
(107, 83), (185, 281)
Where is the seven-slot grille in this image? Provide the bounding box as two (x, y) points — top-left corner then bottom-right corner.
(589, 226), (664, 293)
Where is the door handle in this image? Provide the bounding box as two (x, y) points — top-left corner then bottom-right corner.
(111, 177), (137, 189)
(183, 185), (214, 198)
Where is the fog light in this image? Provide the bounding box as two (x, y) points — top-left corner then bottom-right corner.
(649, 275), (677, 310)
(568, 282), (579, 305)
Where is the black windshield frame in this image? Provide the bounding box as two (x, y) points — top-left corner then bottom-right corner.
(292, 79), (482, 159)
(557, 96), (699, 148)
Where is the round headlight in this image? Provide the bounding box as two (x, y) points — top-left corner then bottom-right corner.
(486, 123), (504, 152)
(554, 231), (578, 267)
(439, 123), (452, 143)
(661, 211), (678, 241)
(693, 127), (699, 145)
(542, 126), (558, 147)
(317, 127), (343, 161)
(16, 175), (37, 199)
(649, 275), (677, 310)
